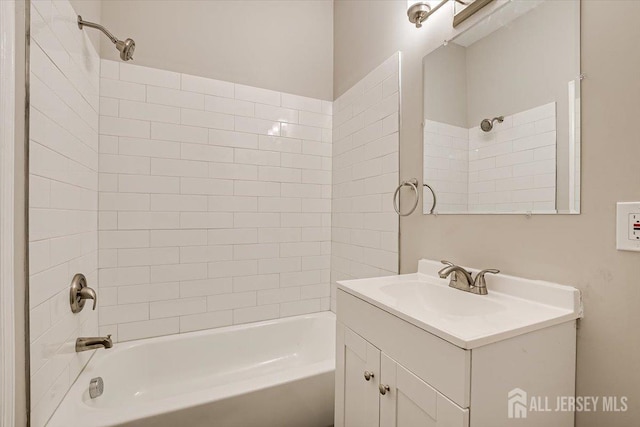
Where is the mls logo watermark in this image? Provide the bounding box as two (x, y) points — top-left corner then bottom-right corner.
(507, 388), (628, 419)
(508, 388), (528, 419)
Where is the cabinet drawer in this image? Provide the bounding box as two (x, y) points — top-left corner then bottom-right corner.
(338, 289), (471, 407)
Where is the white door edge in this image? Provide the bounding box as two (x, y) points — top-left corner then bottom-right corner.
(0, 1), (17, 426)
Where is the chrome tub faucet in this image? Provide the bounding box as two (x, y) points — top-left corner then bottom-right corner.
(76, 335), (113, 352)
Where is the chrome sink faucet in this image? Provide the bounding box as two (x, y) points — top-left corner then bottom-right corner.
(76, 335), (113, 352)
(438, 260), (499, 295)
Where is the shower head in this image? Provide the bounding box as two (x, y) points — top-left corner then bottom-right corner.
(77, 16), (135, 62)
(115, 38), (136, 62)
(480, 116), (504, 132)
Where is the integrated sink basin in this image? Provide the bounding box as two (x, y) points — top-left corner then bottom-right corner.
(337, 259), (582, 349)
(378, 282), (506, 317)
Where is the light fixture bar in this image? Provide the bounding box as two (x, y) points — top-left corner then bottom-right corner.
(408, 0), (471, 28)
(453, 0), (494, 27)
(424, 0), (450, 19)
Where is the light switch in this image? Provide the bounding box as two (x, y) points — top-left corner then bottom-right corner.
(617, 202), (640, 252)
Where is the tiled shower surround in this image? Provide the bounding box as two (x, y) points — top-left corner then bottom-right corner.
(28, 1), (100, 425)
(423, 102), (557, 213)
(28, 5), (399, 420)
(330, 53), (400, 310)
(98, 60), (333, 342)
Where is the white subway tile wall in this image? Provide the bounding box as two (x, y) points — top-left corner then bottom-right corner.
(29, 0), (100, 425)
(331, 53), (400, 311)
(98, 60), (332, 341)
(423, 102), (557, 213)
(423, 122), (469, 213)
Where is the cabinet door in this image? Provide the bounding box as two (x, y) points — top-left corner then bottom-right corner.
(336, 323), (381, 427)
(379, 353), (469, 427)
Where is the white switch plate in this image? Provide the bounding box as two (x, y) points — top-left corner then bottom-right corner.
(616, 202), (640, 252)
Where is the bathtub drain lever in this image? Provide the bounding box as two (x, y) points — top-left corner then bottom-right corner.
(90, 377), (104, 399)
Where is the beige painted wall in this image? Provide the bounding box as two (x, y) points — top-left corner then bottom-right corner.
(334, 1), (640, 426)
(99, 0), (334, 100)
(422, 43), (467, 128)
(70, 0), (101, 51)
(463, 1), (578, 128)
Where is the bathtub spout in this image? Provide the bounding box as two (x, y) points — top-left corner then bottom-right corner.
(76, 335), (113, 352)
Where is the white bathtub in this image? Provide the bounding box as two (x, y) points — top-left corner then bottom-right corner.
(48, 312), (335, 427)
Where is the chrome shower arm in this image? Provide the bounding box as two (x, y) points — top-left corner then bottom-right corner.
(77, 15), (135, 61)
(77, 16), (118, 44)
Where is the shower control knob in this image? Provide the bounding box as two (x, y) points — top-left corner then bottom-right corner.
(379, 384), (391, 395)
(363, 371), (374, 381)
(70, 273), (98, 313)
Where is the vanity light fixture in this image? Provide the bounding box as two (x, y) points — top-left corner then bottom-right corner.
(407, 0), (469, 28)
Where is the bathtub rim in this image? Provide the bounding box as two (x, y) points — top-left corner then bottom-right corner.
(105, 309), (335, 352)
(47, 311), (336, 427)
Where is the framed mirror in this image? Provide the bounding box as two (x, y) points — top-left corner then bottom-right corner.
(422, 0), (580, 214)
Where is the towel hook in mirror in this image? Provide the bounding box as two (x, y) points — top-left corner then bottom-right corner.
(423, 183), (437, 214)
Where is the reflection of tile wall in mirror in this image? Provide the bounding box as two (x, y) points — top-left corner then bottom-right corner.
(469, 102), (556, 213)
(423, 121), (469, 213)
(423, 102), (557, 214)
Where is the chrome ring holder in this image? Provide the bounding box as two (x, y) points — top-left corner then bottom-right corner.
(393, 178), (420, 216)
(423, 183), (437, 214)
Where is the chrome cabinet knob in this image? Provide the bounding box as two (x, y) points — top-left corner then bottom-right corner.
(364, 371), (374, 381)
(379, 384), (391, 395)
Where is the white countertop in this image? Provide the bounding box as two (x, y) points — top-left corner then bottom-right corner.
(337, 259), (582, 349)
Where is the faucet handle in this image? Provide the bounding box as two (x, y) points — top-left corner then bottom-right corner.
(474, 269), (500, 288)
(70, 273), (98, 313)
(438, 260), (456, 276)
(79, 286), (97, 310)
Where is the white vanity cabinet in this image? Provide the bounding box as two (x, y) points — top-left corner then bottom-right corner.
(337, 323), (468, 427)
(335, 260), (582, 427)
(340, 327), (381, 427)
